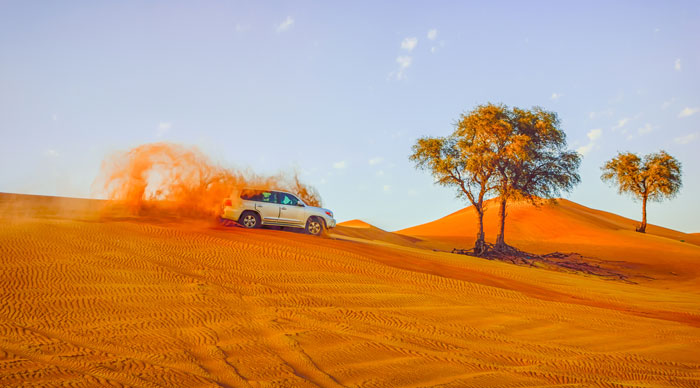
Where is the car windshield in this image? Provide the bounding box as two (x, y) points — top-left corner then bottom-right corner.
(277, 192), (299, 206)
(240, 190), (276, 203)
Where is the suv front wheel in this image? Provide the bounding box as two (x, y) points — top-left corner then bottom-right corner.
(305, 217), (324, 236)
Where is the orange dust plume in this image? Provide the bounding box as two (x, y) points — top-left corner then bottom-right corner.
(94, 142), (322, 217)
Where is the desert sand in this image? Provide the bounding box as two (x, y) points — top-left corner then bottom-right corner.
(1, 193), (699, 387)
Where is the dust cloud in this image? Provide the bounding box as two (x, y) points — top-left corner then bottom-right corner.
(94, 142), (322, 218)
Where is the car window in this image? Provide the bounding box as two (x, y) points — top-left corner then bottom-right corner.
(241, 190), (277, 203)
(278, 192), (299, 206)
(240, 190), (261, 201)
(261, 191), (276, 203)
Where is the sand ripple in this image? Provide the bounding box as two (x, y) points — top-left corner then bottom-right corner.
(1, 195), (699, 387)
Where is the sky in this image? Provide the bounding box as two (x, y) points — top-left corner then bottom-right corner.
(1, 1), (699, 232)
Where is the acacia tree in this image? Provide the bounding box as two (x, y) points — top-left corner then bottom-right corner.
(411, 103), (581, 255)
(601, 151), (682, 233)
(492, 107), (581, 251)
(410, 104), (509, 254)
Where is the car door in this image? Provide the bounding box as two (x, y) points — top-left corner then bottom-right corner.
(276, 192), (306, 227)
(251, 191), (280, 224)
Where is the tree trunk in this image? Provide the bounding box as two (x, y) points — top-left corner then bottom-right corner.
(637, 195), (648, 233)
(495, 196), (508, 251)
(474, 207), (486, 255)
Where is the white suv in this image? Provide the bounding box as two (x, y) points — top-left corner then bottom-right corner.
(221, 189), (336, 236)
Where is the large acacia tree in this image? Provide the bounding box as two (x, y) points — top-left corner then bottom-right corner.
(601, 151), (682, 233)
(492, 107), (581, 251)
(411, 103), (581, 255)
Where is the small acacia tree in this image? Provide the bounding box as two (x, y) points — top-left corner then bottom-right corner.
(410, 104), (508, 254)
(601, 151), (682, 233)
(492, 107), (581, 251)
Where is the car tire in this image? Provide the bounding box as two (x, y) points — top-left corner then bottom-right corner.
(239, 211), (261, 229)
(305, 217), (324, 236)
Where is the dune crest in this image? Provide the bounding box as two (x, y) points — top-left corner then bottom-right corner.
(333, 219), (422, 248)
(398, 198), (700, 281)
(338, 219), (374, 228)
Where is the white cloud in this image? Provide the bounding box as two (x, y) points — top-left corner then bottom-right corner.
(674, 58), (681, 71)
(375, 170), (385, 177)
(383, 185), (391, 192)
(368, 157), (384, 165)
(430, 40), (446, 54)
(332, 161), (347, 169)
(661, 98), (676, 110)
(577, 128), (602, 156)
(156, 122), (172, 137)
(587, 128), (602, 141)
(276, 16), (294, 32)
(427, 29), (438, 40)
(45, 149), (59, 157)
(612, 118), (630, 131)
(51, 114), (58, 121)
(576, 143), (593, 156)
(637, 123), (653, 135)
(391, 55), (412, 80)
(678, 107), (699, 118)
(550, 92), (562, 101)
(397, 55), (412, 68)
(674, 133), (698, 145)
(401, 37), (418, 51)
(626, 123), (655, 140)
(235, 23), (250, 32)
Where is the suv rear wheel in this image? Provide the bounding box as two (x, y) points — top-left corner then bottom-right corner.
(305, 217), (324, 236)
(239, 211), (261, 229)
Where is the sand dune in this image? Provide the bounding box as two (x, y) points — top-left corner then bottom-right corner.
(332, 220), (422, 248)
(399, 198), (700, 282)
(338, 219), (375, 228)
(1, 193), (699, 387)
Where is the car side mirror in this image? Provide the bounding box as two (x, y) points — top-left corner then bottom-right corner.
(297, 203), (305, 207)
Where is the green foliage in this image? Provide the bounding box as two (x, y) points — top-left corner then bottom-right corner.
(410, 103), (582, 251)
(410, 103), (581, 210)
(601, 150), (682, 233)
(489, 107), (581, 203)
(601, 151), (682, 202)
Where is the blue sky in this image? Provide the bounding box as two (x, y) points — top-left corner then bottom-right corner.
(1, 1), (699, 232)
